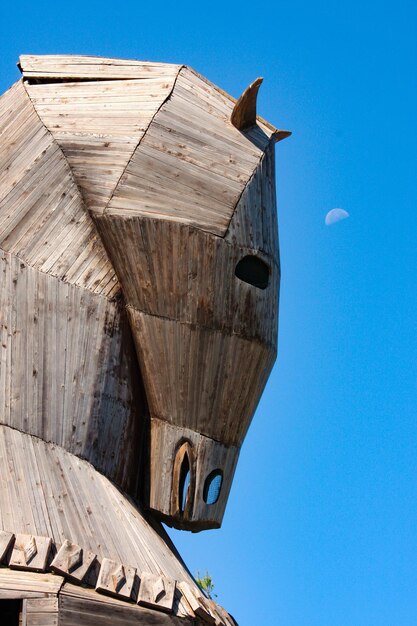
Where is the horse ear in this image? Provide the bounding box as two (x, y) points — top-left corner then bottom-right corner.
(231, 77), (263, 130)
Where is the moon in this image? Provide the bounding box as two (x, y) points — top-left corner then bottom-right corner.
(325, 208), (350, 226)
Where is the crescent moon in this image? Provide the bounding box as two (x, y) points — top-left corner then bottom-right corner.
(325, 208), (350, 226)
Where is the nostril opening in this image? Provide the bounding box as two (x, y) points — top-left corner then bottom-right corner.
(203, 469), (223, 505)
(179, 453), (191, 514)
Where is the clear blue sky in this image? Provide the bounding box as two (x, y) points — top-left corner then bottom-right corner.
(1, 1), (416, 624)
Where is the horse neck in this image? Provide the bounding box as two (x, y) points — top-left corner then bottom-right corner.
(0, 81), (146, 497)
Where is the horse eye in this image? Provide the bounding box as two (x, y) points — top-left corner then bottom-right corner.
(235, 255), (269, 289)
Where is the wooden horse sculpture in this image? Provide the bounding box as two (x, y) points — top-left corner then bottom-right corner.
(0, 56), (289, 625)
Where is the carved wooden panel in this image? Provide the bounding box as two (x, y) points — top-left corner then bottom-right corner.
(10, 535), (51, 573)
(51, 541), (96, 584)
(96, 558), (136, 600)
(138, 572), (176, 613)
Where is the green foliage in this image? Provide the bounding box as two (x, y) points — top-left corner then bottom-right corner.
(196, 570), (217, 599)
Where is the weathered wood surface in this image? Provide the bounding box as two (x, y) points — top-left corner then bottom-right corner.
(50, 540), (96, 583)
(10, 535), (52, 573)
(25, 74), (179, 213)
(19, 55), (182, 80)
(0, 568), (64, 597)
(0, 80), (119, 298)
(95, 558), (136, 600)
(59, 583), (204, 625)
(106, 67), (274, 235)
(138, 572), (176, 613)
(0, 532), (234, 623)
(0, 574), (236, 625)
(0, 529), (15, 561)
(0, 549), (232, 624)
(94, 214), (278, 347)
(178, 581), (237, 625)
(94, 207), (278, 447)
(1, 51), (287, 549)
(148, 420), (239, 529)
(0, 426), (197, 589)
(225, 142), (279, 257)
(231, 77), (263, 131)
(24, 597), (59, 626)
(0, 249), (143, 494)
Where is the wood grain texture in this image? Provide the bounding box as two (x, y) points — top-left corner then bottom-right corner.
(25, 72), (180, 214)
(0, 53), (285, 599)
(178, 582), (218, 624)
(225, 142), (279, 258)
(0, 568), (64, 597)
(10, 535), (52, 573)
(138, 572), (176, 613)
(148, 420), (239, 531)
(0, 529), (14, 561)
(94, 214), (279, 347)
(59, 584), (203, 625)
(231, 77), (263, 130)
(0, 250), (143, 494)
(50, 540), (96, 583)
(0, 425), (199, 601)
(25, 597), (58, 626)
(127, 309), (275, 446)
(19, 55), (182, 80)
(96, 558), (136, 600)
(0, 80), (119, 298)
(93, 143), (279, 530)
(106, 67), (275, 235)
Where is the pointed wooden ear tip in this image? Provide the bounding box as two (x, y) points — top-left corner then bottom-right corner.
(273, 129), (292, 142)
(231, 77), (264, 131)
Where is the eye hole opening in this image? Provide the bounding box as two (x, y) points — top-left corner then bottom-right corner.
(203, 470), (223, 505)
(235, 255), (269, 289)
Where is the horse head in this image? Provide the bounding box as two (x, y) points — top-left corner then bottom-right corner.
(2, 56), (290, 532)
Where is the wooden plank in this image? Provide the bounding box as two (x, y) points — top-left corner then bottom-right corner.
(26, 597), (58, 612)
(137, 572), (175, 613)
(19, 55), (181, 80)
(25, 597), (59, 626)
(0, 568), (64, 595)
(59, 583), (200, 625)
(94, 214), (279, 348)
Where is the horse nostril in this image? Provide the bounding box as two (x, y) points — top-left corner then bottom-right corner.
(203, 470), (223, 505)
(171, 441), (195, 521)
(179, 456), (191, 514)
